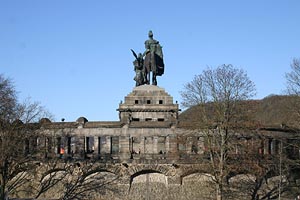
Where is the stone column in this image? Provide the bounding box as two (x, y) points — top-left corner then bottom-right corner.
(168, 135), (178, 160)
(119, 136), (128, 153)
(264, 139), (269, 155)
(270, 139), (275, 155)
(99, 136), (104, 157)
(46, 136), (53, 157)
(153, 136), (158, 154)
(197, 137), (204, 154)
(165, 135), (170, 152)
(93, 136), (99, 158)
(75, 136), (85, 158)
(106, 136), (111, 154)
(186, 137), (192, 154)
(168, 135), (178, 154)
(119, 136), (130, 160)
(140, 137), (145, 154)
(145, 137), (154, 154)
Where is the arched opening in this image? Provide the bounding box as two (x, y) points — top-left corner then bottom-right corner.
(228, 174), (256, 199)
(181, 172), (215, 199)
(130, 169), (167, 185)
(129, 170), (168, 200)
(38, 166), (119, 200)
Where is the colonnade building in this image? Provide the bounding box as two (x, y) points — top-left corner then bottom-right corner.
(35, 85), (299, 163)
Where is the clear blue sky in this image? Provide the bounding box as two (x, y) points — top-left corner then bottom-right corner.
(1, 0), (300, 122)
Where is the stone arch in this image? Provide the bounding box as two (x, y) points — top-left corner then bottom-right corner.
(82, 169), (119, 186)
(228, 173), (256, 186)
(179, 164), (212, 184)
(85, 163), (122, 177)
(181, 171), (214, 185)
(225, 167), (278, 185)
(126, 164), (174, 187)
(85, 168), (118, 177)
(130, 169), (164, 184)
(128, 169), (168, 194)
(127, 164), (172, 177)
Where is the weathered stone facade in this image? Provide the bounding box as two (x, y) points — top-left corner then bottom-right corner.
(29, 85), (300, 199)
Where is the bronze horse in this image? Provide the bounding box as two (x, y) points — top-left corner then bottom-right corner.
(143, 48), (164, 85)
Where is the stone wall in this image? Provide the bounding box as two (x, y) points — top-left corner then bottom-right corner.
(8, 161), (298, 200)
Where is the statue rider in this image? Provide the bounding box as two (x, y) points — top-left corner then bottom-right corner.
(143, 30), (162, 58)
(143, 30), (164, 85)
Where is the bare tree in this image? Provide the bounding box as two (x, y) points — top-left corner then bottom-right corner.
(0, 74), (52, 200)
(59, 162), (119, 200)
(285, 58), (300, 196)
(34, 159), (69, 199)
(180, 64), (256, 200)
(33, 161), (119, 200)
(286, 58), (300, 95)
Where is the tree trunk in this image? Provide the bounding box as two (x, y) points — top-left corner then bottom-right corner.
(0, 162), (8, 200)
(251, 178), (263, 200)
(216, 184), (222, 200)
(0, 182), (6, 200)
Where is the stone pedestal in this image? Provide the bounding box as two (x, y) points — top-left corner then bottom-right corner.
(117, 85), (180, 124)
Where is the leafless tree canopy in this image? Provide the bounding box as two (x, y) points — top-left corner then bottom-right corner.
(180, 64), (256, 109)
(0, 74), (52, 124)
(286, 58), (300, 95)
(180, 64), (256, 129)
(0, 75), (17, 122)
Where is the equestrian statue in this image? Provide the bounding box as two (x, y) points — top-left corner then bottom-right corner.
(131, 31), (165, 86)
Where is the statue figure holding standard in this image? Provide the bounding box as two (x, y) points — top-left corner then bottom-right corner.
(131, 31), (164, 86)
(131, 50), (146, 86)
